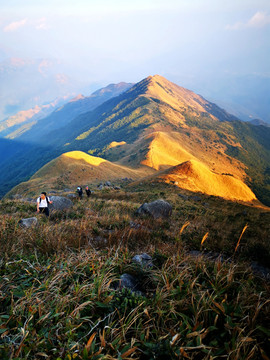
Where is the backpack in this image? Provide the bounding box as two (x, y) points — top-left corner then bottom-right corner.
(39, 196), (49, 206)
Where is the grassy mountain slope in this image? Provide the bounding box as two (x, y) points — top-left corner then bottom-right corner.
(158, 160), (257, 202)
(7, 150), (155, 197)
(0, 181), (269, 358)
(2, 75), (270, 205)
(0, 83), (133, 197)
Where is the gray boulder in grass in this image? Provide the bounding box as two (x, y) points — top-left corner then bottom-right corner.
(132, 253), (153, 268)
(49, 196), (73, 211)
(19, 217), (38, 228)
(135, 199), (172, 219)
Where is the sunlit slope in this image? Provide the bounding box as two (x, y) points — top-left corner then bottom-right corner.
(7, 151), (154, 197)
(158, 160), (257, 202)
(2, 75), (270, 204)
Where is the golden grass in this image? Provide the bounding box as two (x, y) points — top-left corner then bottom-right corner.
(141, 131), (196, 170)
(159, 159), (257, 202)
(107, 141), (126, 149)
(145, 75), (209, 114)
(63, 150), (107, 165)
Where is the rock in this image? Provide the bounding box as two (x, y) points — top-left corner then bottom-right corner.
(19, 217), (38, 228)
(178, 194), (189, 200)
(251, 262), (270, 280)
(132, 253), (153, 268)
(105, 181), (112, 187)
(50, 196), (73, 211)
(129, 221), (141, 229)
(119, 274), (139, 291)
(11, 194), (22, 200)
(98, 184), (103, 190)
(190, 195), (202, 202)
(114, 186), (121, 190)
(135, 199), (172, 219)
(67, 194), (77, 199)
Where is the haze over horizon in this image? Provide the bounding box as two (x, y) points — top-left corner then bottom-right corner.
(1, 0), (270, 121)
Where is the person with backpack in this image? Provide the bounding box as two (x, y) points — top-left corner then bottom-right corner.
(37, 192), (53, 217)
(77, 186), (83, 199)
(85, 186), (91, 198)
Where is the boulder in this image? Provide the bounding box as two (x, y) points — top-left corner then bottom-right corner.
(135, 199), (172, 219)
(49, 196), (73, 211)
(119, 274), (139, 291)
(67, 193), (77, 199)
(19, 217), (38, 228)
(132, 253), (153, 268)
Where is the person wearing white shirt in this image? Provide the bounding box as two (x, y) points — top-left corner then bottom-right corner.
(37, 192), (53, 217)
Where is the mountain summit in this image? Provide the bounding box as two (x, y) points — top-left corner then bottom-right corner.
(2, 75), (270, 204)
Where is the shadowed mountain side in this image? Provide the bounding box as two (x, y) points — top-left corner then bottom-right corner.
(0, 137), (60, 198)
(2, 75), (270, 205)
(157, 160), (257, 202)
(7, 151), (155, 197)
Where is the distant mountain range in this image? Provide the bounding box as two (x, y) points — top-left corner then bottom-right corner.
(0, 57), (87, 120)
(1, 75), (270, 206)
(0, 82), (132, 141)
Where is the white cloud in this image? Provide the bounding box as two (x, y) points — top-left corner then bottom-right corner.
(3, 18), (28, 32)
(226, 11), (270, 30)
(36, 18), (50, 30)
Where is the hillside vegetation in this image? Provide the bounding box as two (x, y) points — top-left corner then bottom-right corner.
(0, 181), (269, 359)
(1, 75), (270, 207)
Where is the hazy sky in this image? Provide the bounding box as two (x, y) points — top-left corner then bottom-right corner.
(1, 0), (270, 86)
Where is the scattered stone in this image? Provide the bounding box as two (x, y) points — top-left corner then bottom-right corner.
(67, 193), (77, 199)
(251, 262), (270, 280)
(189, 250), (202, 257)
(50, 196), (73, 211)
(19, 217), (38, 228)
(129, 221), (141, 229)
(132, 253), (153, 268)
(178, 194), (189, 200)
(189, 195), (202, 202)
(105, 181), (112, 187)
(98, 185), (103, 190)
(114, 186), (121, 190)
(11, 194), (22, 200)
(63, 188), (72, 192)
(135, 199), (172, 219)
(119, 274), (139, 291)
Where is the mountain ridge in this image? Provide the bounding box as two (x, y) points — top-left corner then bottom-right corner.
(1, 75), (270, 205)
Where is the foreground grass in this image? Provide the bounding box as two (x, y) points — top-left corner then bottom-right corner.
(1, 249), (270, 359)
(0, 184), (270, 359)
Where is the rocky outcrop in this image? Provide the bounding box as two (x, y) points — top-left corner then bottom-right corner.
(135, 199), (172, 219)
(132, 253), (153, 268)
(19, 217), (38, 228)
(50, 196), (73, 211)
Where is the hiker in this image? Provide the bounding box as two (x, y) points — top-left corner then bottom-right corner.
(85, 186), (91, 198)
(37, 192), (53, 217)
(77, 186), (83, 199)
